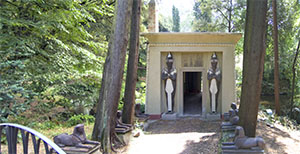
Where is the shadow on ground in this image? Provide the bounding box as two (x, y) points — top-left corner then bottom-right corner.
(256, 121), (300, 154)
(179, 133), (220, 154)
(146, 118), (221, 134)
(139, 117), (221, 154)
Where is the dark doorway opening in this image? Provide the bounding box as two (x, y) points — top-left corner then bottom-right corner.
(184, 72), (202, 114)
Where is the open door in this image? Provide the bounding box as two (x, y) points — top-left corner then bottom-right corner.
(183, 72), (202, 115)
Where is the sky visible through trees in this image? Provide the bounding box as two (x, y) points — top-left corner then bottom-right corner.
(158, 0), (194, 32)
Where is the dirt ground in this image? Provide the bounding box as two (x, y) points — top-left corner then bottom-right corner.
(124, 117), (300, 154)
(125, 118), (221, 154)
(1, 117), (300, 154)
(256, 121), (300, 154)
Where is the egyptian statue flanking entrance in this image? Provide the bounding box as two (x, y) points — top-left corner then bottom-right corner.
(142, 32), (241, 119)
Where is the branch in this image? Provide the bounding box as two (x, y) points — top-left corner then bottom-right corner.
(216, 8), (230, 22)
(292, 40), (300, 69)
(3, 0), (18, 7)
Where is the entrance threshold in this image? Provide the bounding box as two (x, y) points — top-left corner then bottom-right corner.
(179, 114), (203, 118)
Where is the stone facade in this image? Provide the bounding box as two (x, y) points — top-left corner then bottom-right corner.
(142, 32), (242, 119)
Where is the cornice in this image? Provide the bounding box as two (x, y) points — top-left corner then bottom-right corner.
(148, 43), (235, 47)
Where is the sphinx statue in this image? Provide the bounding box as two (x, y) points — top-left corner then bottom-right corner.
(161, 52), (177, 113)
(229, 103), (239, 125)
(53, 124), (99, 149)
(134, 103), (149, 120)
(115, 110), (132, 133)
(222, 126), (265, 152)
(229, 109), (239, 125)
(207, 53), (221, 113)
(234, 126), (265, 149)
(222, 103), (239, 129)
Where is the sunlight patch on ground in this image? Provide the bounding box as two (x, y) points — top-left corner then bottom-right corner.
(126, 132), (216, 154)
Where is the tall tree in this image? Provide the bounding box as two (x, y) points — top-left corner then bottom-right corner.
(262, 0), (300, 97)
(92, 0), (133, 153)
(192, 0), (246, 33)
(192, 1), (215, 32)
(172, 5), (180, 32)
(290, 40), (300, 114)
(238, 0), (268, 137)
(272, 0), (280, 115)
(122, 0), (142, 124)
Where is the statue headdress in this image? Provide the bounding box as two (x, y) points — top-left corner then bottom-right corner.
(211, 52), (218, 60)
(166, 52), (174, 61)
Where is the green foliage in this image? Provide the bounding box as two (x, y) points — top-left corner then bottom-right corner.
(0, 0), (115, 124)
(192, 0), (217, 32)
(172, 5), (180, 32)
(37, 121), (59, 130)
(192, 0), (300, 111)
(66, 114), (95, 127)
(192, 0), (246, 32)
(159, 15), (172, 32)
(262, 0), (300, 99)
(259, 110), (300, 130)
(136, 81), (146, 105)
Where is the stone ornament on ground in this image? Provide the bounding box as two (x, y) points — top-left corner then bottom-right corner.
(53, 124), (99, 149)
(234, 126), (265, 149)
(222, 102), (239, 128)
(135, 103), (149, 120)
(115, 110), (133, 133)
(229, 103), (239, 125)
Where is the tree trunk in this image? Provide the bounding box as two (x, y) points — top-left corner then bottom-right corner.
(122, 0), (142, 124)
(291, 40), (300, 114)
(228, 0), (232, 32)
(238, 0), (268, 137)
(92, 0), (133, 153)
(273, 0), (280, 115)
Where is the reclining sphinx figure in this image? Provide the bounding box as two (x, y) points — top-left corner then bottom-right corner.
(234, 126), (265, 149)
(222, 126), (265, 150)
(53, 124), (99, 149)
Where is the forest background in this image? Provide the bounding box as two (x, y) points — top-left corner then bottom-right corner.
(1, 0), (300, 129)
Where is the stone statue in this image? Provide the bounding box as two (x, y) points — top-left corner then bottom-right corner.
(234, 126), (265, 149)
(222, 102), (239, 129)
(162, 52), (177, 113)
(53, 124), (99, 149)
(115, 111), (132, 133)
(207, 53), (221, 113)
(229, 109), (239, 125)
(224, 103), (238, 121)
(229, 102), (239, 125)
(135, 103), (149, 119)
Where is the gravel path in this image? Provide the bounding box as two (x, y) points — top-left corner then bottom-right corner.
(125, 117), (221, 154)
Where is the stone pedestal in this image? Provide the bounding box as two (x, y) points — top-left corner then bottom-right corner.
(118, 131), (132, 145)
(161, 113), (178, 120)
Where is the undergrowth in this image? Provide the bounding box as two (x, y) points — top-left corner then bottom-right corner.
(258, 110), (300, 130)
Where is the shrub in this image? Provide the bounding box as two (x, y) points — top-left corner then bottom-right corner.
(66, 114), (95, 127)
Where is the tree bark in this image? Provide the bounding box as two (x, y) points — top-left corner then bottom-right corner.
(272, 0), (281, 115)
(122, 0), (141, 124)
(228, 0), (232, 32)
(92, 0), (133, 153)
(238, 0), (268, 137)
(291, 40), (300, 114)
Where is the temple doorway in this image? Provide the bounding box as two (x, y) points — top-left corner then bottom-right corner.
(183, 72), (203, 115)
